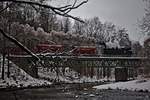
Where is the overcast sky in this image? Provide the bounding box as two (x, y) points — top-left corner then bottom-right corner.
(69, 0), (145, 41)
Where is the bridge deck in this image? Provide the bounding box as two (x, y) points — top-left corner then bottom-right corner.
(8, 55), (147, 60)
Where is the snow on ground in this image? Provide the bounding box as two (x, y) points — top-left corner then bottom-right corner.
(0, 56), (51, 88)
(93, 78), (150, 91)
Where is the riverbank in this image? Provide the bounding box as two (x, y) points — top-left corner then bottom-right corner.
(93, 78), (150, 92)
(0, 81), (105, 92)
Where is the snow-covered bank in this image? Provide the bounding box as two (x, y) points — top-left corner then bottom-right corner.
(93, 79), (150, 92)
(0, 77), (51, 89)
(0, 57), (51, 89)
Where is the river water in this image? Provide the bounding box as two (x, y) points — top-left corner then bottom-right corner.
(0, 84), (150, 100)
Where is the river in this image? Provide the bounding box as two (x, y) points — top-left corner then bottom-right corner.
(0, 83), (149, 100)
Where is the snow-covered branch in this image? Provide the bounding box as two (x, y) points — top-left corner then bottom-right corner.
(0, 29), (40, 62)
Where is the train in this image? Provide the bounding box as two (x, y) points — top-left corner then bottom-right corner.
(5, 44), (96, 55)
(4, 43), (132, 56)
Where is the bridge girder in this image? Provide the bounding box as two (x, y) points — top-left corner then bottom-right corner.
(8, 55), (147, 68)
(42, 56), (147, 68)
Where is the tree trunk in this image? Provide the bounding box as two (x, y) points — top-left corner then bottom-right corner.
(7, 52), (10, 78)
(2, 53), (5, 80)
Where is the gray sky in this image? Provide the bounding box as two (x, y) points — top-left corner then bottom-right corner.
(70, 0), (145, 41)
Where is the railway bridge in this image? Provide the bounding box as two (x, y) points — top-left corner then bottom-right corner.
(8, 54), (148, 81)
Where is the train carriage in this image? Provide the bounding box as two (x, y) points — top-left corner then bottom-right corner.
(71, 46), (96, 56)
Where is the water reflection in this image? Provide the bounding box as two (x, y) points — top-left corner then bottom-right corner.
(0, 86), (149, 100)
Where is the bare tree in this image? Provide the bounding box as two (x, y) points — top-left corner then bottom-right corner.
(63, 17), (71, 33)
(0, 0), (88, 22)
(0, 0), (88, 56)
(139, 0), (150, 76)
(140, 0), (150, 35)
(73, 19), (84, 35)
(0, 0), (88, 79)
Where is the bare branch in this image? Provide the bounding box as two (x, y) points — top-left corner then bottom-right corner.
(72, 0), (88, 9)
(0, 29), (40, 62)
(0, 0), (88, 22)
(0, 2), (13, 14)
(57, 4), (72, 9)
(30, 4), (39, 12)
(62, 0), (78, 14)
(61, 0), (88, 12)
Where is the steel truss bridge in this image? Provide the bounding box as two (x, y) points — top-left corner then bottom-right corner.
(9, 55), (147, 67)
(49, 56), (147, 68)
(8, 55), (148, 77)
